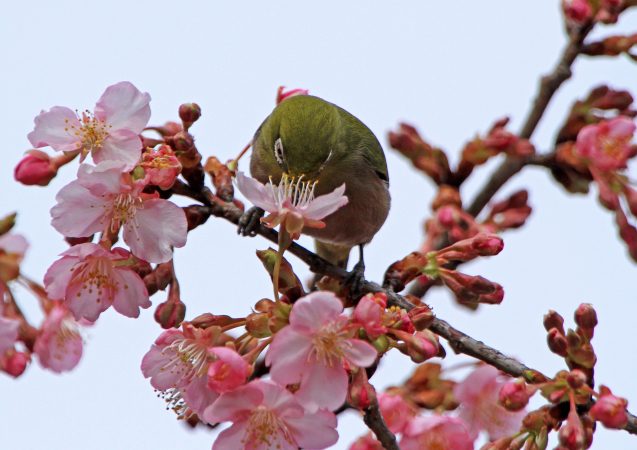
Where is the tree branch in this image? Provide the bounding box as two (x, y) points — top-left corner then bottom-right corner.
(363, 405), (401, 450)
(172, 183), (637, 436)
(466, 22), (594, 217)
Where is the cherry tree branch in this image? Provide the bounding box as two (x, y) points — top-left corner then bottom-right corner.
(466, 22), (594, 217)
(173, 181), (637, 436)
(363, 405), (400, 450)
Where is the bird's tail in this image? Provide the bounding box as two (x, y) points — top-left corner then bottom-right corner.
(312, 240), (352, 288)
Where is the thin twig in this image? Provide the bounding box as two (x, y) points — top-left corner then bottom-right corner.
(466, 22), (594, 217)
(363, 405), (400, 450)
(172, 184), (637, 436)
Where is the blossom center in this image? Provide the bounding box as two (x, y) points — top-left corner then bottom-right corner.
(600, 135), (629, 161)
(68, 257), (117, 304)
(308, 321), (350, 366)
(268, 174), (318, 210)
(242, 405), (295, 449)
(160, 338), (210, 385)
(53, 317), (83, 356)
(103, 193), (142, 233)
(67, 111), (112, 152)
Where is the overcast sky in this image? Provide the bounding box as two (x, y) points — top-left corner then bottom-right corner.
(1, 1), (636, 449)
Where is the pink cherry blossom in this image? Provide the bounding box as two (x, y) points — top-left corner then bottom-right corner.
(203, 379), (338, 450)
(379, 393), (416, 434)
(589, 386), (629, 429)
(574, 116), (636, 171)
(33, 305), (83, 373)
(453, 365), (526, 440)
(265, 291), (377, 412)
(235, 171), (348, 239)
(44, 243), (150, 322)
(400, 415), (474, 450)
(0, 315), (21, 355)
(50, 161), (187, 263)
(141, 324), (220, 419)
(27, 81), (151, 171)
(353, 294), (387, 341)
(206, 346), (249, 394)
(141, 145), (182, 190)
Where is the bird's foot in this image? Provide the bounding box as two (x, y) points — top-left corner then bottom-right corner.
(237, 206), (264, 237)
(341, 259), (366, 298)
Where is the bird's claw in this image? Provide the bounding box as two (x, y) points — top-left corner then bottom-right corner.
(237, 206), (265, 237)
(341, 260), (366, 298)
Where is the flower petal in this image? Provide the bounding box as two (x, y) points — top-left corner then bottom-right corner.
(266, 326), (313, 386)
(203, 382), (264, 424)
(77, 161), (126, 197)
(287, 408), (339, 450)
(27, 106), (83, 153)
(110, 267), (150, 318)
(302, 183), (348, 220)
(288, 291), (344, 332)
(93, 81), (151, 133)
(93, 129), (143, 171)
(235, 171), (278, 212)
(294, 359), (348, 413)
(50, 180), (109, 238)
(43, 256), (78, 300)
(342, 338), (377, 368)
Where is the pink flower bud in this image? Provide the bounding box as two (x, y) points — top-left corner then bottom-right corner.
(558, 409), (586, 450)
(276, 86), (309, 104)
(589, 386), (628, 429)
(544, 310), (565, 334)
(154, 298), (186, 329)
(407, 330), (440, 363)
(547, 328), (569, 357)
(563, 0), (593, 25)
(348, 369), (377, 410)
(1, 350), (30, 378)
(14, 150), (58, 186)
(478, 283), (504, 305)
(574, 303), (597, 330)
(498, 378), (531, 412)
(566, 370), (588, 390)
(178, 103), (201, 129)
(407, 305), (435, 331)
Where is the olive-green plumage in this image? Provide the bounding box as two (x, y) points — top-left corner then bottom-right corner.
(250, 95), (390, 268)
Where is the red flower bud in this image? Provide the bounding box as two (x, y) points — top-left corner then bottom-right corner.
(563, 0), (592, 25)
(154, 298), (186, 329)
(574, 303), (597, 330)
(544, 310), (565, 334)
(547, 328), (569, 357)
(1, 350), (30, 378)
(14, 150), (58, 186)
(498, 378), (531, 412)
(347, 369), (377, 410)
(178, 103), (201, 130)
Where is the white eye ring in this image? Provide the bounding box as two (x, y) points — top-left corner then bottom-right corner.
(274, 138), (285, 164)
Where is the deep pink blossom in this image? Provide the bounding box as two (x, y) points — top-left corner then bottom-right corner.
(0, 316), (21, 355)
(379, 393), (415, 434)
(33, 305), (83, 373)
(235, 171), (348, 239)
(589, 386), (629, 429)
(265, 291), (377, 412)
(141, 324), (220, 419)
(574, 116), (636, 171)
(453, 365), (526, 440)
(141, 145), (182, 189)
(1, 350), (30, 377)
(203, 379), (338, 450)
(50, 161), (187, 263)
(28, 82), (151, 171)
(206, 346), (249, 394)
(44, 243), (150, 322)
(400, 415), (474, 450)
(353, 294), (387, 340)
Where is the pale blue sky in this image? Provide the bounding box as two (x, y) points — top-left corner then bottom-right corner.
(1, 1), (636, 449)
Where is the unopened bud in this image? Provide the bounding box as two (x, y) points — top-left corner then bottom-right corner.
(574, 303), (597, 330)
(407, 330), (440, 363)
(1, 350), (30, 378)
(408, 305), (435, 331)
(563, 0), (592, 26)
(14, 150), (58, 186)
(547, 328), (569, 357)
(254, 298), (275, 312)
(558, 409), (586, 450)
(154, 298), (186, 329)
(178, 103), (201, 130)
(245, 312), (272, 338)
(370, 334), (390, 354)
(0, 213), (16, 236)
(544, 310), (565, 334)
(566, 370), (588, 390)
(498, 378), (531, 412)
(479, 284), (504, 305)
(347, 368), (377, 410)
(568, 343), (597, 369)
(190, 313), (244, 329)
(589, 385), (628, 429)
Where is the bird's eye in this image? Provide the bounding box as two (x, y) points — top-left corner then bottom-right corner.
(274, 138), (285, 165)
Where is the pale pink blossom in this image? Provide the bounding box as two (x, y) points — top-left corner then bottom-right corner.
(44, 243), (150, 322)
(235, 171), (348, 239)
(203, 379), (338, 450)
(589, 386), (629, 429)
(0, 316), (21, 355)
(574, 116), (636, 171)
(353, 294), (387, 341)
(33, 305), (83, 373)
(141, 145), (182, 189)
(379, 393), (416, 434)
(27, 81), (151, 171)
(206, 346), (249, 394)
(141, 324), (220, 419)
(453, 365), (526, 440)
(400, 415), (474, 450)
(50, 161), (187, 263)
(265, 291), (377, 412)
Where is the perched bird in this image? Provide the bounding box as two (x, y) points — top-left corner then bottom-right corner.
(238, 95), (390, 292)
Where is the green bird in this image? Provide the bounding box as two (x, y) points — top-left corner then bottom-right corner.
(238, 94), (390, 292)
